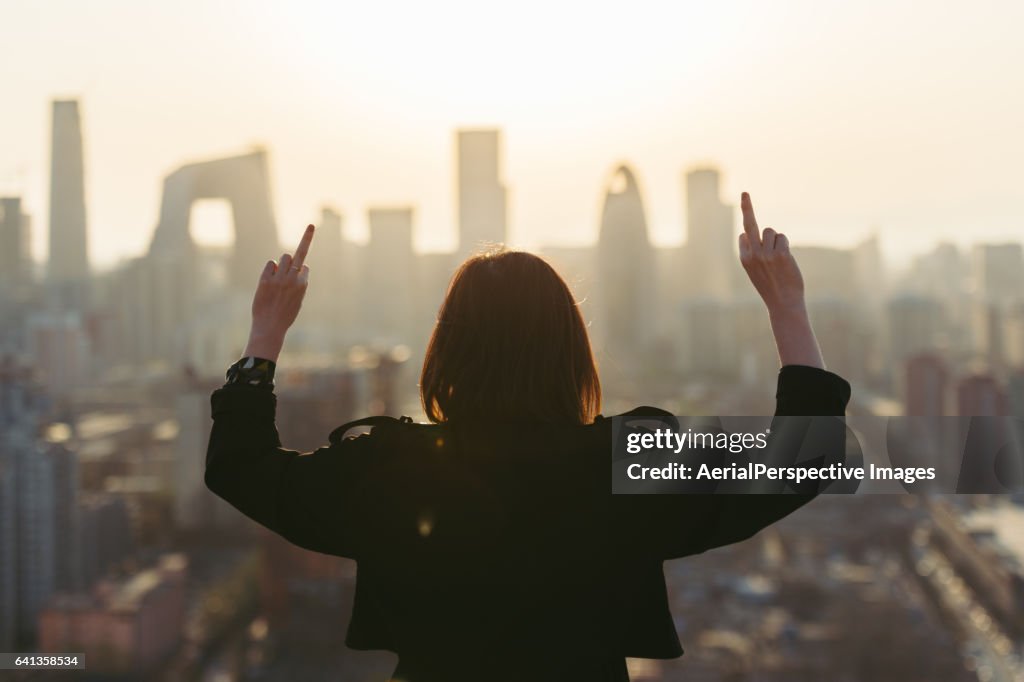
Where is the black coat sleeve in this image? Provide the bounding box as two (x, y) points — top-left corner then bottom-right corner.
(204, 383), (375, 558)
(620, 364), (851, 560)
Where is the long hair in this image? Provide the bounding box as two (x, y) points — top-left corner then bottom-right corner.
(420, 249), (601, 425)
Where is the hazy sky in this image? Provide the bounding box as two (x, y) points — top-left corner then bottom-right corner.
(2, 0), (1022, 270)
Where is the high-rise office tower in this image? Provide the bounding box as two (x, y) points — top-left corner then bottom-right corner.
(457, 129), (507, 259)
(684, 168), (736, 300)
(307, 207), (345, 281)
(49, 444), (80, 592)
(48, 100), (90, 309)
(302, 207), (353, 337)
(363, 208), (416, 342)
(0, 197), (33, 295)
(596, 165), (655, 369)
(14, 436), (56, 644)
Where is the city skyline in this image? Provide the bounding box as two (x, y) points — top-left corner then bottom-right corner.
(2, 0), (1023, 269)
(2, 4), (1023, 677)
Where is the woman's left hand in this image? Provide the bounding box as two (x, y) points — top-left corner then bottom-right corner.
(243, 224), (315, 361)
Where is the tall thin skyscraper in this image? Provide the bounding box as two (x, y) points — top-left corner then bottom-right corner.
(684, 168), (736, 300)
(596, 165), (655, 368)
(0, 198), (33, 320)
(48, 100), (90, 307)
(457, 129), (507, 259)
(363, 207), (416, 342)
(0, 198), (32, 285)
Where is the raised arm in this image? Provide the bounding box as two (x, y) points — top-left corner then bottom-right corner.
(738, 192), (825, 370)
(204, 223), (368, 558)
(616, 193), (850, 561)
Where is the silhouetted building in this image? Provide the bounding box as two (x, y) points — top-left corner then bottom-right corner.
(49, 444), (80, 593)
(412, 251), (458, 356)
(362, 207), (416, 342)
(596, 165), (655, 371)
(48, 99), (90, 311)
(457, 129), (507, 258)
(13, 435), (56, 644)
(0, 197), (33, 302)
(683, 168), (736, 300)
(302, 206), (356, 343)
(148, 148), (280, 291)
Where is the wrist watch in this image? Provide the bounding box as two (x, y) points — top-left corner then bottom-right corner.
(224, 356), (277, 389)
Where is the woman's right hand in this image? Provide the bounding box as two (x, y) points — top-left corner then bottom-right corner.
(738, 192), (805, 315)
(738, 192), (825, 369)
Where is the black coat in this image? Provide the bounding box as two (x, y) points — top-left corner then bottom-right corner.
(205, 364), (850, 680)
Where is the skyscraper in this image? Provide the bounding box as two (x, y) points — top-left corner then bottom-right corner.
(363, 207), (416, 342)
(48, 100), (90, 309)
(457, 129), (507, 259)
(683, 168), (736, 300)
(303, 207), (353, 337)
(49, 444), (80, 592)
(596, 165), (655, 369)
(14, 434), (56, 644)
(0, 197), (33, 295)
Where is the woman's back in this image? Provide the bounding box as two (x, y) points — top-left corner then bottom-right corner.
(206, 192), (851, 680)
(207, 365), (850, 680)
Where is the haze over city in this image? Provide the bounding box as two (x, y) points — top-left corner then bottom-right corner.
(3, 4), (1024, 680)
(2, 0), (1023, 269)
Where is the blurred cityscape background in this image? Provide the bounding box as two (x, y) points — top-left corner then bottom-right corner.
(0, 95), (1021, 681)
(2, 0), (1024, 678)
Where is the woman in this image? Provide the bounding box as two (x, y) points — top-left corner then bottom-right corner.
(206, 192), (851, 681)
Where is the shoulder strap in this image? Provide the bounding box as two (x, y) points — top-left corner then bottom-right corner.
(329, 415), (413, 445)
(609, 405), (680, 431)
